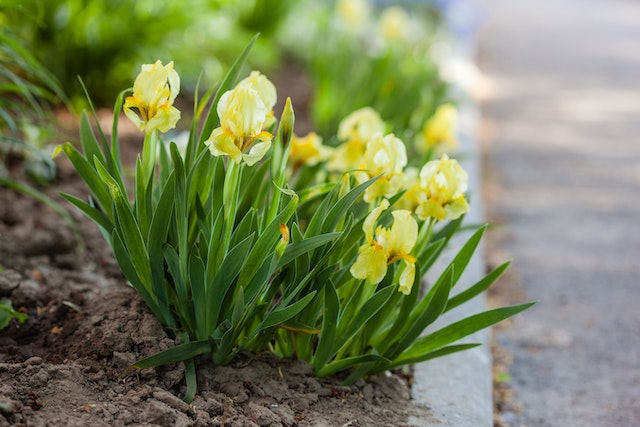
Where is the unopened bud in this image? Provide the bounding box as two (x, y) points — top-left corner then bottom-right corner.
(275, 223), (290, 257)
(278, 98), (295, 147)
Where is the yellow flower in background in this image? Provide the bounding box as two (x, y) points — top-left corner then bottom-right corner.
(124, 60), (181, 134)
(336, 0), (371, 31)
(416, 154), (470, 221)
(204, 71), (276, 166)
(328, 107), (386, 172)
(289, 132), (333, 167)
(337, 107), (386, 144)
(415, 104), (459, 155)
(355, 132), (407, 202)
(379, 6), (410, 42)
(395, 167), (424, 212)
(350, 199), (418, 294)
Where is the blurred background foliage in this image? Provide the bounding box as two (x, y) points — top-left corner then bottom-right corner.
(1, 0), (459, 175)
(0, 0), (290, 109)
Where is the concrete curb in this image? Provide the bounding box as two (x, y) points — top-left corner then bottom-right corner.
(410, 40), (493, 426)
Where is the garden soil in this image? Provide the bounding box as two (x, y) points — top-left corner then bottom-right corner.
(0, 113), (434, 426)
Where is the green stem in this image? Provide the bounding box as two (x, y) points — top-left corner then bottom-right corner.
(221, 159), (240, 259)
(417, 217), (436, 250)
(141, 129), (158, 184)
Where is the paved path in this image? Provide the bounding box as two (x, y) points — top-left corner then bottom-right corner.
(479, 0), (640, 425)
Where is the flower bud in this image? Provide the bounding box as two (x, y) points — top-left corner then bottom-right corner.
(279, 97), (295, 148)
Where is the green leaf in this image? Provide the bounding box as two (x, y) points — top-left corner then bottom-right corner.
(316, 353), (390, 378)
(130, 340), (211, 369)
(147, 175), (176, 284)
(370, 263), (421, 350)
(79, 110), (105, 167)
(385, 266), (454, 359)
(189, 254), (207, 340)
(110, 89), (129, 169)
(416, 237), (446, 272)
(207, 234), (254, 331)
(232, 286), (245, 327)
(446, 261), (511, 313)
(95, 160), (152, 289)
(313, 283), (340, 372)
(392, 302), (536, 366)
(321, 175), (378, 234)
(277, 232), (342, 268)
(59, 143), (111, 210)
(448, 225), (488, 289)
(135, 156), (153, 240)
(0, 299), (28, 330)
(336, 285), (395, 351)
(236, 194), (298, 289)
(262, 291), (317, 329)
(163, 244), (190, 322)
(380, 343), (481, 371)
(112, 232), (173, 328)
(59, 193), (112, 233)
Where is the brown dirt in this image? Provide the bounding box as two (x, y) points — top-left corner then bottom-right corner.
(0, 113), (431, 426)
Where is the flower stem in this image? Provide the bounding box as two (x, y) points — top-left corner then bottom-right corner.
(417, 217), (436, 250)
(141, 129), (158, 183)
(221, 159), (241, 258)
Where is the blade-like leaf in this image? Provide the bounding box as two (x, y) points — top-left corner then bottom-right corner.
(60, 143), (111, 209)
(130, 340), (211, 369)
(79, 110), (105, 167)
(446, 261), (511, 313)
(384, 266), (454, 359)
(313, 283), (340, 372)
(261, 291), (317, 329)
(277, 232), (342, 268)
(59, 192), (112, 233)
(392, 302), (536, 366)
(316, 353), (390, 378)
(336, 286), (395, 351)
(207, 234), (254, 330)
(382, 343), (481, 371)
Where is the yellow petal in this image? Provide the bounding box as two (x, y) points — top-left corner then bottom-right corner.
(389, 210), (418, 255)
(205, 128), (242, 163)
(350, 244), (388, 284)
(444, 197), (470, 220)
(363, 199), (390, 243)
(337, 107), (385, 144)
(398, 261), (416, 295)
(146, 105), (181, 134)
(243, 134), (272, 166)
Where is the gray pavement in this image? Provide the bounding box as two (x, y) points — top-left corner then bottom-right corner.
(479, 0), (640, 425)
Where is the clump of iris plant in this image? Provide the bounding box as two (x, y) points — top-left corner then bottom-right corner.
(59, 38), (532, 402)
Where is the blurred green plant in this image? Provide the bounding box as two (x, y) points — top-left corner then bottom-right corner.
(0, 19), (66, 182)
(0, 289), (28, 331)
(59, 38), (531, 404)
(2, 0), (292, 109)
(279, 0), (450, 147)
(0, 15), (83, 252)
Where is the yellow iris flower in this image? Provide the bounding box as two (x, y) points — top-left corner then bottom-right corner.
(289, 132), (333, 168)
(379, 6), (410, 42)
(415, 104), (458, 155)
(328, 107), (386, 172)
(355, 132), (407, 202)
(415, 154), (470, 221)
(204, 71), (276, 166)
(123, 60), (181, 134)
(350, 199), (418, 294)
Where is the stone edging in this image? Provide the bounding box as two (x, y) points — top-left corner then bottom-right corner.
(410, 36), (493, 426)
